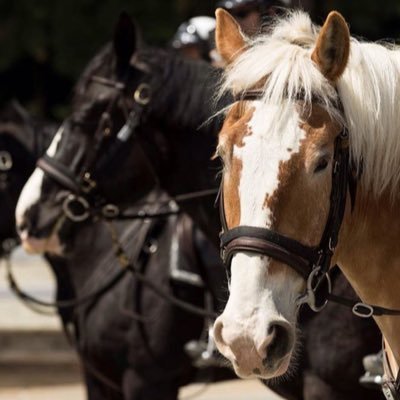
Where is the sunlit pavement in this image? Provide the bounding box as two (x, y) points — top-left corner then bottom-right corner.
(0, 249), (284, 400)
(0, 375), (282, 400)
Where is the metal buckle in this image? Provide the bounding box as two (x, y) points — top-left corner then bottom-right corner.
(102, 204), (120, 218)
(62, 194), (90, 222)
(328, 237), (335, 252)
(296, 268), (332, 312)
(81, 172), (97, 193)
(382, 380), (397, 400)
(352, 302), (374, 318)
(133, 83), (151, 106)
(0, 151), (13, 171)
(144, 238), (158, 254)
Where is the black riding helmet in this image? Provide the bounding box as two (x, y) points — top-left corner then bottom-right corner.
(216, 0), (290, 14)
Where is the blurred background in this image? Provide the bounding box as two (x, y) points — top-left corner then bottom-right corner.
(1, 1), (400, 398)
(0, 0), (400, 120)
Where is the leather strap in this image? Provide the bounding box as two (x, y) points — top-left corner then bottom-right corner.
(37, 156), (81, 193)
(382, 339), (400, 400)
(222, 237), (312, 280)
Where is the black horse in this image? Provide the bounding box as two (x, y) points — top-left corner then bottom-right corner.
(12, 28), (233, 400)
(15, 13), (383, 400)
(0, 101), (56, 255)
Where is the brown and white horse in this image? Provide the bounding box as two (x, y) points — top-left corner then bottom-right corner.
(213, 8), (400, 381)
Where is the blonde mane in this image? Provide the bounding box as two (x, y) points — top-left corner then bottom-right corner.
(221, 11), (400, 198)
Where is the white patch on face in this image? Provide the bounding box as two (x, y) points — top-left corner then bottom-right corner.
(231, 101), (306, 310)
(214, 102), (306, 378)
(15, 126), (64, 228)
(235, 101), (306, 228)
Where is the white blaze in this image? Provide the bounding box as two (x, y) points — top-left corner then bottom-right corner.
(215, 102), (306, 376)
(230, 101), (306, 314)
(15, 126), (64, 227)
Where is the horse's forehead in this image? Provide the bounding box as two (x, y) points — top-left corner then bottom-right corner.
(219, 103), (256, 150)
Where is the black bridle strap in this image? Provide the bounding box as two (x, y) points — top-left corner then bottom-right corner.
(317, 132), (350, 274)
(37, 156), (81, 193)
(5, 254), (129, 310)
(104, 188), (218, 220)
(327, 293), (400, 317)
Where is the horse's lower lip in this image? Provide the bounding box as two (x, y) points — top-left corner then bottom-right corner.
(20, 236), (47, 254)
(20, 233), (62, 255)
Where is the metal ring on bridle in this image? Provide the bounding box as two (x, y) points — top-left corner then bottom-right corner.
(0, 151), (13, 171)
(62, 194), (90, 222)
(102, 204), (120, 218)
(134, 83), (151, 105)
(306, 268), (332, 312)
(144, 238), (158, 254)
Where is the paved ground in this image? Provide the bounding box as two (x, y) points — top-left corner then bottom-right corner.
(0, 369), (282, 400)
(0, 249), (284, 399)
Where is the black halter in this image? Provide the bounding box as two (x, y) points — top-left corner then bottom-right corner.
(219, 90), (400, 318)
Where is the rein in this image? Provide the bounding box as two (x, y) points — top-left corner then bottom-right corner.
(219, 90), (400, 319)
(15, 76), (217, 317)
(5, 219), (217, 320)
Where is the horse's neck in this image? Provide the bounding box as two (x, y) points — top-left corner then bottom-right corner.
(150, 56), (226, 241)
(153, 55), (223, 133)
(338, 189), (400, 363)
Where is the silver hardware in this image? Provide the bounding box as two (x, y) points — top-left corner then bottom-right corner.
(144, 238), (158, 254)
(102, 204), (120, 218)
(333, 161), (340, 174)
(81, 172), (97, 193)
(296, 268), (332, 312)
(62, 194), (90, 222)
(352, 302), (374, 318)
(0, 151), (13, 171)
(133, 83), (151, 105)
(117, 122), (133, 142)
(328, 237), (335, 252)
(168, 200), (179, 212)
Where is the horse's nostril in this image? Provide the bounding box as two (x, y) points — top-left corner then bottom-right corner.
(267, 324), (275, 336)
(262, 322), (293, 367)
(213, 319), (225, 346)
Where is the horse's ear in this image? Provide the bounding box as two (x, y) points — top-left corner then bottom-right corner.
(215, 8), (247, 65)
(311, 11), (350, 81)
(113, 12), (138, 70)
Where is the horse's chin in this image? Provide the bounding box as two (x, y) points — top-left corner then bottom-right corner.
(234, 352), (292, 380)
(20, 233), (63, 255)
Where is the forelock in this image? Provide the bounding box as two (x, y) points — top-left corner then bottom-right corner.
(219, 11), (343, 125)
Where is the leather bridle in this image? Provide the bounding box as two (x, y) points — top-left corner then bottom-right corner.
(219, 90), (400, 318)
(36, 75), (160, 222)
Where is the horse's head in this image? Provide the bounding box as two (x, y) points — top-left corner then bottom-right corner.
(213, 9), (351, 379)
(16, 13), (159, 255)
(0, 102), (42, 251)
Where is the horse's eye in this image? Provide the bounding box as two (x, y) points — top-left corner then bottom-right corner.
(314, 158), (329, 173)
